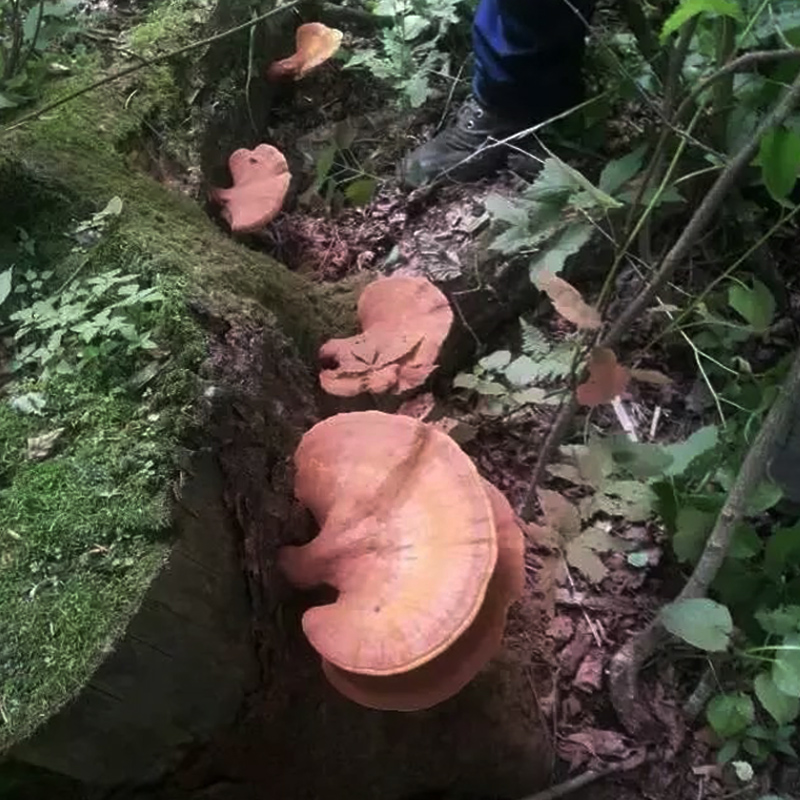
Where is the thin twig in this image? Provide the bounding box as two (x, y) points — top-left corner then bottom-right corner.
(609, 345), (800, 736)
(0, 0), (306, 136)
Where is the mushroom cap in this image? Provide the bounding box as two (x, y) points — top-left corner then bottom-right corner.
(210, 144), (290, 233)
(320, 481), (525, 710)
(279, 411), (497, 676)
(319, 276), (453, 397)
(266, 22), (343, 81)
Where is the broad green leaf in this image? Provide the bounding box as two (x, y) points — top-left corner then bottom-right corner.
(512, 387), (554, 405)
(756, 606), (800, 637)
(717, 739), (740, 764)
(765, 524), (800, 579)
(673, 506), (716, 563)
(728, 279), (776, 331)
(344, 178), (377, 207)
(505, 355), (539, 387)
(729, 523), (762, 560)
(475, 381), (507, 397)
(479, 350), (512, 372)
(598, 145), (647, 195)
(402, 14), (428, 39)
(0, 267), (12, 307)
(773, 633), (800, 696)
(453, 372), (478, 390)
(660, 0), (743, 42)
(581, 481), (654, 522)
(706, 693), (755, 738)
(660, 597), (733, 651)
(755, 671), (800, 725)
(529, 222), (593, 279)
(484, 194), (528, 226)
(746, 479), (782, 514)
(758, 126), (800, 203)
(610, 437), (674, 478)
(663, 425), (719, 476)
(0, 92), (19, 109)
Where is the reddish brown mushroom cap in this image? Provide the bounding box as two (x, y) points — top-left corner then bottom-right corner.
(209, 144), (290, 233)
(319, 276), (453, 397)
(320, 480), (525, 710)
(266, 22), (343, 81)
(278, 411), (497, 676)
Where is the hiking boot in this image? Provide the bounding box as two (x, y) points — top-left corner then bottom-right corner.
(400, 95), (526, 188)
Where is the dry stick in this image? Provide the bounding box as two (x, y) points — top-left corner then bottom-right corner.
(521, 67), (800, 521)
(0, 0), (306, 136)
(517, 756), (650, 800)
(609, 345), (800, 737)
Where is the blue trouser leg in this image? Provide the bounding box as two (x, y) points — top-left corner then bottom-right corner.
(472, 0), (596, 119)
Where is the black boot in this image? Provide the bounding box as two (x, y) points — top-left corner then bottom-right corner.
(400, 95), (529, 188)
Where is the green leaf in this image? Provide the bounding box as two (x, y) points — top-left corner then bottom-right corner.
(746, 479), (782, 514)
(582, 481), (654, 522)
(0, 91), (19, 109)
(627, 551), (649, 568)
(598, 145), (647, 195)
(505, 355), (539, 387)
(529, 222), (593, 279)
(479, 350), (512, 372)
(765, 524), (800, 579)
(475, 381), (507, 397)
(402, 14), (428, 39)
(0, 266), (12, 307)
(706, 693), (755, 738)
(610, 437), (674, 478)
(773, 634), (800, 696)
(728, 279), (776, 332)
(660, 0), (743, 42)
(756, 606), (800, 637)
(759, 126), (800, 203)
(525, 159), (577, 203)
(717, 739), (740, 764)
(729, 523), (762, 560)
(673, 506), (716, 563)
(660, 598), (733, 652)
(663, 425), (719, 476)
(484, 194), (528, 226)
(755, 671), (800, 725)
(453, 372), (479, 390)
(344, 178), (377, 207)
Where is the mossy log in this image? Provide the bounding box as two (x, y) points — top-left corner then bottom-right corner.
(0, 1), (555, 794)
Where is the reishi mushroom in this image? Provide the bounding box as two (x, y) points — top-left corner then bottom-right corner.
(319, 276), (453, 397)
(321, 481), (525, 711)
(209, 144), (291, 233)
(279, 411), (525, 710)
(266, 22), (343, 82)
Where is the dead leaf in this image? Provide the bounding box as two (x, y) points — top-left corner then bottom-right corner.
(579, 481), (654, 522)
(535, 273), (601, 330)
(430, 417), (477, 445)
(537, 489), (581, 540)
(575, 650), (605, 692)
(630, 367), (672, 386)
(576, 348), (630, 407)
(27, 428), (65, 461)
(565, 526), (631, 583)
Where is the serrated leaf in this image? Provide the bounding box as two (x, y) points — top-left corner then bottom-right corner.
(484, 193), (529, 226)
(0, 266), (12, 306)
(525, 158), (577, 203)
(519, 319), (550, 357)
(673, 506), (716, 563)
(535, 273), (601, 329)
(660, 598), (733, 652)
(728, 279), (776, 332)
(479, 350), (512, 371)
(773, 634), (800, 696)
(706, 693), (754, 738)
(560, 437), (613, 488)
(595, 480), (654, 521)
(663, 425), (719, 476)
(759, 126), (800, 203)
(566, 527), (631, 583)
(576, 348), (630, 407)
(538, 489), (582, 540)
(598, 145), (647, 195)
(755, 671), (800, 725)
(529, 222), (593, 279)
(660, 0), (743, 42)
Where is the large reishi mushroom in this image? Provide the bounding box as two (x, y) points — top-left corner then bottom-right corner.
(266, 22), (343, 81)
(319, 276), (453, 397)
(279, 411), (498, 676)
(209, 144), (291, 233)
(321, 481), (525, 710)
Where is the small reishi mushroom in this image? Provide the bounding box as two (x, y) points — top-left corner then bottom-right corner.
(320, 481), (525, 711)
(278, 411), (498, 676)
(266, 22), (343, 81)
(318, 276), (453, 397)
(209, 144), (291, 234)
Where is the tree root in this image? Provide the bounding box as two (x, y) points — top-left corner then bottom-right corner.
(609, 345), (800, 736)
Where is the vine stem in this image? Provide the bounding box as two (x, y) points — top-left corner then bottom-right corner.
(0, 0), (306, 136)
(608, 344), (800, 736)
